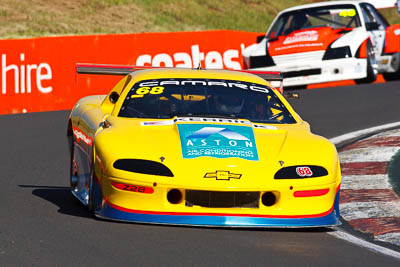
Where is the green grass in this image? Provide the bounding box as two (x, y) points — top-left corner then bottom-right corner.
(0, 0), (399, 39)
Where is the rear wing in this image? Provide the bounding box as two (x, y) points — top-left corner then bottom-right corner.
(76, 63), (284, 92)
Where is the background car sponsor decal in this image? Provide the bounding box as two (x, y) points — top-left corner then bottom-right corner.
(283, 30), (319, 45)
(269, 27), (346, 56)
(339, 9), (356, 17)
(177, 124), (258, 161)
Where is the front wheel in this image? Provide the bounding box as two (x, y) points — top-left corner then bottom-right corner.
(69, 136), (78, 190)
(88, 175), (94, 212)
(355, 41), (378, 84)
(88, 166), (102, 214)
(87, 167), (96, 213)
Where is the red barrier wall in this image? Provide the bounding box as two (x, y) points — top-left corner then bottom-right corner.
(0, 30), (261, 114)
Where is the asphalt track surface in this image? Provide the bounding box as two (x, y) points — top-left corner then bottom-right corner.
(1, 81), (400, 266)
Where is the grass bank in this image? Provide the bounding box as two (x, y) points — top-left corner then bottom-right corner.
(0, 0), (399, 39)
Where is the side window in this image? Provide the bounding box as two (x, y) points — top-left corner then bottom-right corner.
(365, 4), (389, 29)
(268, 14), (290, 38)
(360, 4), (374, 23)
(360, 3), (388, 30)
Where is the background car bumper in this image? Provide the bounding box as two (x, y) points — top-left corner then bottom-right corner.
(253, 58), (367, 87)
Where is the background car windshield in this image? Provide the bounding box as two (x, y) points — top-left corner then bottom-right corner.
(268, 4), (361, 38)
(119, 78), (296, 124)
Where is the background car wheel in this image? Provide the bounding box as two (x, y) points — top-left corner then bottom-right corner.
(355, 40), (378, 84)
(383, 71), (400, 81)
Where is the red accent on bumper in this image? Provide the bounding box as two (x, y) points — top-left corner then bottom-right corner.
(293, 188), (330, 197)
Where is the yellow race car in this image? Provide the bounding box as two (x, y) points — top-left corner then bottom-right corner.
(67, 64), (341, 227)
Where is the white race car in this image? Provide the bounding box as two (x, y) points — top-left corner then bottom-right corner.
(242, 1), (400, 87)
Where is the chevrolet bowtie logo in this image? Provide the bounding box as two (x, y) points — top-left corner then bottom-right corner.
(204, 171), (242, 181)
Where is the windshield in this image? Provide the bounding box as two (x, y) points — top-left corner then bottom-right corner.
(268, 4), (361, 38)
(119, 79), (296, 124)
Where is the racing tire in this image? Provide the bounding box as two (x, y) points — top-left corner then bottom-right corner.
(69, 135), (78, 189)
(383, 71), (400, 81)
(383, 68), (400, 81)
(355, 41), (378, 84)
(87, 167), (95, 213)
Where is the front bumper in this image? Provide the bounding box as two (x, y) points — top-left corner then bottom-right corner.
(97, 192), (340, 227)
(251, 58), (367, 87)
(91, 175), (341, 227)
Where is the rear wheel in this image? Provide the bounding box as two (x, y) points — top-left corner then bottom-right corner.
(355, 41), (378, 84)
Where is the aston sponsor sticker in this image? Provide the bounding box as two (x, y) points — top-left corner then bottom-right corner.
(178, 124), (258, 161)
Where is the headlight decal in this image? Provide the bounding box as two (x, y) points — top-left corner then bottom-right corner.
(113, 159), (174, 177)
(274, 165), (328, 179)
(322, 45), (352, 60)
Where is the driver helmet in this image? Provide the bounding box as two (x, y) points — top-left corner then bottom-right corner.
(215, 94), (244, 114)
(290, 13), (308, 31)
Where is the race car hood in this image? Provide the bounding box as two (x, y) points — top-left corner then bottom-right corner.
(268, 27), (352, 56)
(95, 117), (338, 189)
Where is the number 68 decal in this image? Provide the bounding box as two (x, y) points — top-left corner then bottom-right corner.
(131, 86), (164, 98)
(296, 166), (313, 177)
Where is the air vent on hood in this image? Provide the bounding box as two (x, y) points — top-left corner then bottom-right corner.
(113, 159), (174, 177)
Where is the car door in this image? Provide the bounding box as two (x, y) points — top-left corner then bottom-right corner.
(359, 3), (389, 63)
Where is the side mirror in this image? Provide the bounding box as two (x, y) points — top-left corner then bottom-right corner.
(109, 92), (119, 104)
(284, 93), (299, 99)
(256, 35), (266, 43)
(100, 114), (111, 129)
(366, 22), (380, 31)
